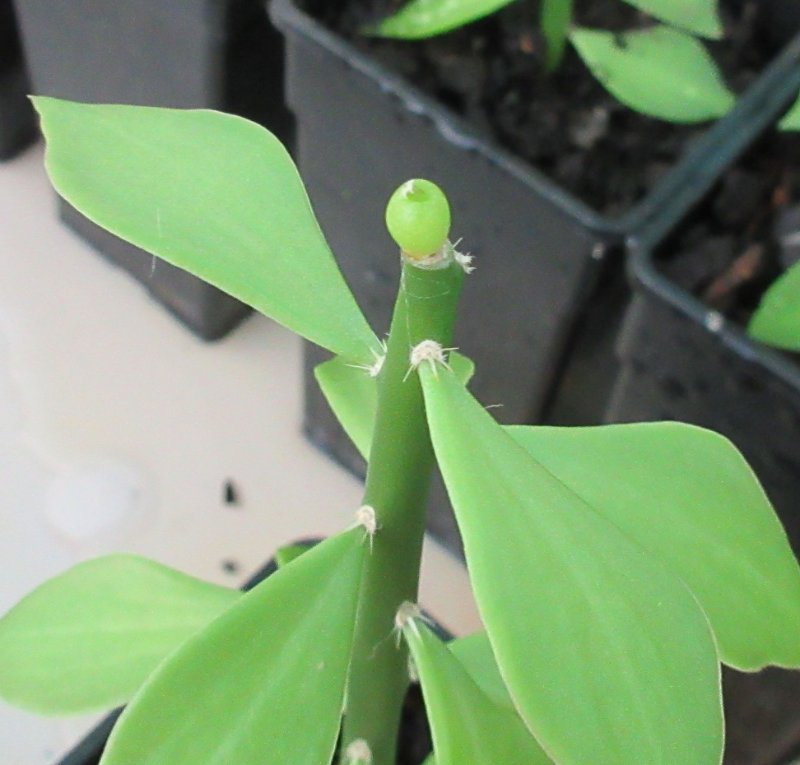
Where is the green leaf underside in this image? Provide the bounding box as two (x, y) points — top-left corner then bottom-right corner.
(373, 0), (517, 39)
(448, 631), (514, 710)
(780, 95), (800, 131)
(33, 98), (379, 363)
(405, 621), (552, 765)
(570, 26), (734, 123)
(0, 556), (240, 714)
(275, 543), (312, 568)
(507, 423), (800, 670)
(748, 261), (800, 350)
(315, 350), (474, 461)
(420, 368), (723, 765)
(100, 530), (365, 765)
(622, 0), (722, 38)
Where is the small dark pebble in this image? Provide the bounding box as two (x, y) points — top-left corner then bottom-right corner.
(223, 479), (239, 506)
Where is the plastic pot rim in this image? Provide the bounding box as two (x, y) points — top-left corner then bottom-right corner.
(625, 237), (800, 394)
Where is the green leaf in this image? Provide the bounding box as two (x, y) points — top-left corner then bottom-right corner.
(404, 620), (552, 765)
(506, 422), (800, 670)
(100, 530), (365, 765)
(779, 94), (800, 131)
(541, 0), (573, 71)
(315, 350), (475, 461)
(0, 556), (240, 714)
(274, 542), (312, 568)
(33, 97), (379, 363)
(315, 355), (380, 461)
(448, 632), (513, 710)
(622, 0), (723, 39)
(748, 262), (800, 350)
(570, 25), (735, 123)
(372, 0), (517, 39)
(420, 368), (723, 765)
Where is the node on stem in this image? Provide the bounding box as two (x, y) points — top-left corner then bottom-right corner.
(344, 738), (373, 764)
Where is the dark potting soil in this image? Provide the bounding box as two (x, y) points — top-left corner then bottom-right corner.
(657, 129), (800, 344)
(300, 0), (774, 215)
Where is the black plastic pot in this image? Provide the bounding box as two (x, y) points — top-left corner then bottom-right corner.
(272, 0), (800, 553)
(12, 0), (293, 340)
(0, 0), (35, 160)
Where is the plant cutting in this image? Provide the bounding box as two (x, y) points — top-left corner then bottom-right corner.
(370, 0), (734, 123)
(3, 98), (800, 765)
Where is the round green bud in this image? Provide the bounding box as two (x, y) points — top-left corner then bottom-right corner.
(385, 179), (451, 259)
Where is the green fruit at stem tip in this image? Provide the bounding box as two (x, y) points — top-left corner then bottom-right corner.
(385, 179), (451, 258)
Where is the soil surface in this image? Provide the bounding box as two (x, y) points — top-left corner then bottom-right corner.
(658, 130), (800, 333)
(301, 0), (776, 215)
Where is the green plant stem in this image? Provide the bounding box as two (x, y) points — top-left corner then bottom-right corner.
(541, 0), (573, 71)
(341, 257), (464, 765)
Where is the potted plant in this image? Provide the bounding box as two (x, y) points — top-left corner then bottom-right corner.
(11, 0), (294, 340)
(1, 97), (800, 764)
(269, 0), (800, 546)
(0, 0), (35, 160)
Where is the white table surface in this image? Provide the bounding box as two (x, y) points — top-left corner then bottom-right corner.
(0, 142), (480, 764)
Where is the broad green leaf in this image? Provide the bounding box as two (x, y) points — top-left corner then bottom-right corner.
(570, 26), (734, 123)
(622, 0), (722, 39)
(33, 97), (379, 363)
(315, 350), (475, 461)
(748, 262), (800, 350)
(0, 556), (240, 714)
(404, 620), (552, 765)
(780, 94), (800, 131)
(448, 631), (513, 710)
(541, 0), (573, 70)
(420, 367), (723, 765)
(506, 422), (800, 670)
(315, 356), (379, 461)
(372, 0), (517, 39)
(100, 530), (365, 765)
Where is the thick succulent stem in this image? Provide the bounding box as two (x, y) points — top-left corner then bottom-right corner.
(341, 255), (464, 765)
